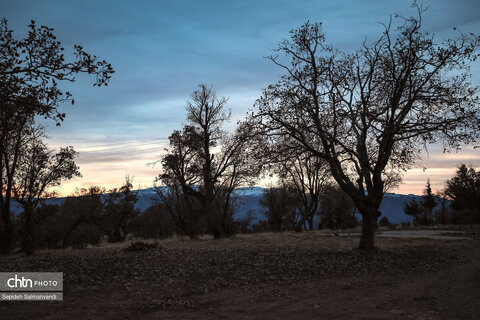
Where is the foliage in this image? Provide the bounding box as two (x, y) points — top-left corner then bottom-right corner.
(444, 164), (480, 225)
(420, 179), (436, 225)
(12, 133), (80, 254)
(0, 18), (113, 254)
(59, 186), (105, 248)
(378, 216), (392, 227)
(269, 146), (331, 231)
(102, 177), (139, 242)
(129, 204), (173, 239)
(155, 185), (205, 239)
(403, 198), (422, 225)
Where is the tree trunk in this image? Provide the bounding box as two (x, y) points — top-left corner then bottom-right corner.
(62, 217), (84, 249)
(358, 206), (378, 251)
(23, 206), (35, 256)
(205, 195), (223, 239)
(306, 217), (314, 231)
(1, 210), (14, 254)
(294, 215), (305, 232)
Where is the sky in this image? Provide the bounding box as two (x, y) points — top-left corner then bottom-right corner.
(1, 0), (480, 196)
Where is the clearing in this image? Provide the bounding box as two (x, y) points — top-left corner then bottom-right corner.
(0, 230), (479, 319)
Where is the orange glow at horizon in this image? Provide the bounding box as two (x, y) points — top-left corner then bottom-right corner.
(51, 145), (480, 197)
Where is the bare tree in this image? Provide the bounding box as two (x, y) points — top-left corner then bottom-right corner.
(254, 6), (480, 250)
(319, 184), (357, 230)
(275, 151), (330, 231)
(159, 85), (261, 238)
(259, 186), (299, 231)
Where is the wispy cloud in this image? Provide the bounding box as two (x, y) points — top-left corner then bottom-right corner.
(2, 0), (479, 196)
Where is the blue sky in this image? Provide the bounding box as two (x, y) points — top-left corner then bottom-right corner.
(2, 0), (480, 195)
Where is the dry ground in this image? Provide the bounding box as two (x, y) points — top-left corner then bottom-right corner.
(0, 230), (479, 319)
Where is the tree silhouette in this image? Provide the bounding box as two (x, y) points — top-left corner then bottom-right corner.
(159, 85), (260, 238)
(103, 176), (139, 242)
(259, 186), (300, 232)
(403, 198), (421, 225)
(13, 132), (80, 255)
(444, 164), (480, 226)
(274, 151), (330, 231)
(253, 6), (480, 250)
(0, 19), (114, 253)
(421, 179), (436, 225)
(60, 186), (105, 248)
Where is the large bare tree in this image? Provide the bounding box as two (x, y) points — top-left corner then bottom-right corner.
(254, 6), (480, 250)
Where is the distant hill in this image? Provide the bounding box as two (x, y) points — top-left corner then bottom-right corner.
(233, 187), (428, 225)
(9, 187), (442, 225)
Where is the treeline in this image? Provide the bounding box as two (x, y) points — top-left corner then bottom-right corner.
(8, 178), (143, 252)
(403, 165), (480, 227)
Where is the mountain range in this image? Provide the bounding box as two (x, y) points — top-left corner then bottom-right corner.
(9, 187), (437, 225)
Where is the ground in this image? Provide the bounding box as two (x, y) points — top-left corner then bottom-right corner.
(0, 229), (479, 319)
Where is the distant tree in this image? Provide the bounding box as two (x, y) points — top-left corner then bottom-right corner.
(156, 126), (205, 239)
(434, 191), (450, 225)
(319, 185), (357, 230)
(235, 209), (255, 234)
(155, 184), (204, 239)
(403, 198), (422, 225)
(253, 6), (480, 249)
(259, 186), (300, 232)
(60, 186), (105, 248)
(159, 85), (260, 238)
(421, 179), (436, 225)
(0, 18), (114, 254)
(444, 164), (480, 226)
(31, 204), (62, 249)
(13, 131), (80, 255)
(129, 203), (173, 239)
(378, 216), (392, 227)
(268, 142), (331, 231)
(102, 176), (139, 242)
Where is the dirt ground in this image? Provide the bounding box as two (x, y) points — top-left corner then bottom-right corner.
(0, 230), (479, 319)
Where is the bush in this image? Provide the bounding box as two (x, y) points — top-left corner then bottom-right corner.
(129, 204), (173, 239)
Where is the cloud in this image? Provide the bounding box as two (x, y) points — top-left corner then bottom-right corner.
(2, 0), (479, 196)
